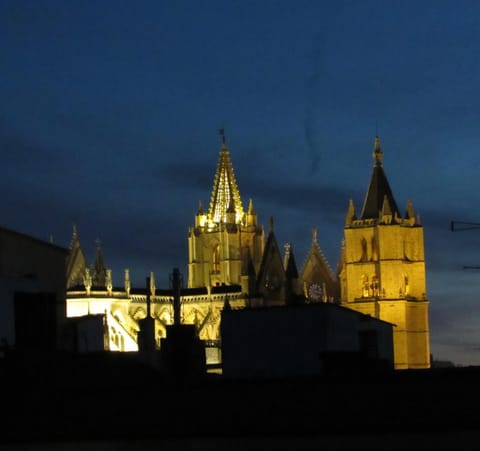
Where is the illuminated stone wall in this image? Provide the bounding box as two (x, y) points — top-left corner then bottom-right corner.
(67, 286), (249, 363)
(339, 214), (430, 368)
(187, 222), (263, 288)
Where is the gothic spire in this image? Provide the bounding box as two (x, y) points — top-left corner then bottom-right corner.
(66, 223), (87, 289)
(208, 138), (244, 225)
(91, 239), (107, 287)
(360, 136), (400, 220)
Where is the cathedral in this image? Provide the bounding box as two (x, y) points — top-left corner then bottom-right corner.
(66, 136), (430, 369)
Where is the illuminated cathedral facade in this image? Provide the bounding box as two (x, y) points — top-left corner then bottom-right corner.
(66, 136), (430, 369)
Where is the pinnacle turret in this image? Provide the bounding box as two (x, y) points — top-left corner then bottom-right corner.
(381, 195), (392, 216)
(248, 198), (255, 215)
(406, 199), (415, 219)
(345, 199), (356, 227)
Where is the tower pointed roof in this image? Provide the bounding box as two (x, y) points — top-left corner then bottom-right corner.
(208, 142), (244, 224)
(360, 136), (400, 220)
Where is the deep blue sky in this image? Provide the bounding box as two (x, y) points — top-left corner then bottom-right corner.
(2, 0), (480, 365)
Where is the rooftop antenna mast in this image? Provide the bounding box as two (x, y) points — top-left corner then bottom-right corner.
(451, 220), (480, 269)
(450, 221), (480, 232)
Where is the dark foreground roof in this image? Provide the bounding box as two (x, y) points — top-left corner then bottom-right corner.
(2, 351), (480, 446)
(0, 225), (68, 254)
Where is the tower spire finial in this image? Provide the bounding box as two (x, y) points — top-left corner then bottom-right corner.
(219, 128), (226, 146)
(373, 135), (383, 166)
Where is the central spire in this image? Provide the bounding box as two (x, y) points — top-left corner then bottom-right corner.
(208, 134), (244, 225)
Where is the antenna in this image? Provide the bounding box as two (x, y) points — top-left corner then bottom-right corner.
(451, 220), (480, 270)
(450, 221), (480, 232)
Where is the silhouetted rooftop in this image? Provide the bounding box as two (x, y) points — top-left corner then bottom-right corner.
(2, 350), (480, 447)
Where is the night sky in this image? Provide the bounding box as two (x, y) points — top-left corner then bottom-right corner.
(2, 1), (480, 365)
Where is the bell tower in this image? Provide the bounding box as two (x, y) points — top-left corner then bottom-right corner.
(188, 135), (264, 290)
(338, 137), (430, 369)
